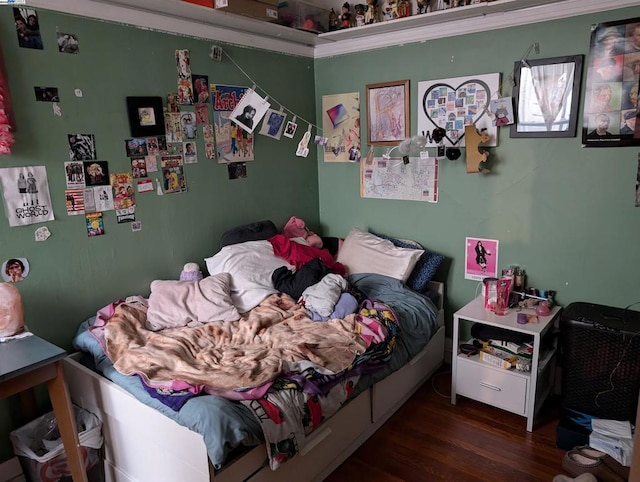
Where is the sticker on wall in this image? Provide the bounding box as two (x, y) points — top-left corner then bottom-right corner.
(0, 166), (55, 227)
(131, 157), (147, 178)
(125, 138), (148, 157)
(177, 79), (194, 105)
(161, 166), (186, 194)
(14, 7), (43, 50)
(183, 142), (197, 164)
(164, 112), (183, 143)
(146, 137), (160, 155)
(35, 226), (51, 242)
(166, 93), (179, 113)
(192, 74), (210, 104)
(34, 86), (59, 102)
(52, 103), (62, 117)
(1, 257), (29, 283)
(116, 207), (135, 224)
(166, 142), (183, 157)
(180, 112), (197, 139)
(464, 237), (499, 281)
(137, 179), (154, 193)
(65, 188), (85, 215)
(195, 103), (209, 126)
(64, 161), (86, 188)
(145, 155), (158, 173)
(57, 32), (79, 54)
(68, 134), (97, 161)
(83, 161), (110, 187)
(85, 212), (105, 237)
(175, 49), (192, 80)
(488, 97), (515, 127)
(228, 162), (247, 180)
(296, 126), (312, 158)
(110, 173), (135, 209)
(131, 221), (142, 232)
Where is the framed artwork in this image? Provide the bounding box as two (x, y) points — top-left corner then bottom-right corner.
(582, 18), (640, 147)
(417, 73), (500, 147)
(126, 96), (165, 137)
(510, 55), (583, 138)
(366, 80), (410, 146)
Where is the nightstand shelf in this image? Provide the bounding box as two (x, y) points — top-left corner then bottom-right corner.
(451, 296), (561, 431)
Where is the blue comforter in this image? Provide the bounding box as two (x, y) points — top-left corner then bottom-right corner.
(72, 273), (439, 470)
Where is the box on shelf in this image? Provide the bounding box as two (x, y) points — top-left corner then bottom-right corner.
(188, 0), (279, 21)
(275, 0), (330, 33)
(479, 349), (517, 370)
(215, 0), (279, 20)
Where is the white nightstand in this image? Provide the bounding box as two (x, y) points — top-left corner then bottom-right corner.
(451, 296), (561, 431)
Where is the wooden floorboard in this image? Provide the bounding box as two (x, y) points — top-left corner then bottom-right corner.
(326, 368), (566, 482)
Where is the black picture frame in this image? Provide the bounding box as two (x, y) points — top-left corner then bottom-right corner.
(510, 55), (583, 138)
(126, 96), (165, 137)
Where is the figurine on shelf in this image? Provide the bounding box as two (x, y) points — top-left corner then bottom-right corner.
(364, 0), (378, 24)
(354, 4), (366, 27)
(416, 0), (429, 14)
(340, 2), (352, 29)
(397, 0), (411, 17)
(383, 0), (397, 21)
(328, 8), (338, 31)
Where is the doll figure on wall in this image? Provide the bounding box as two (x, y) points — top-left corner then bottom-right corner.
(364, 0), (378, 24)
(340, 2), (352, 29)
(354, 4), (366, 27)
(397, 0), (411, 17)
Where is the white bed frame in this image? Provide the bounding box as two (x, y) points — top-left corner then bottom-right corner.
(63, 281), (445, 482)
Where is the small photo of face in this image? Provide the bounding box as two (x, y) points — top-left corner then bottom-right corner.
(2, 257), (29, 283)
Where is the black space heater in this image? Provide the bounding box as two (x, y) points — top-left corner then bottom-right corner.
(560, 302), (640, 422)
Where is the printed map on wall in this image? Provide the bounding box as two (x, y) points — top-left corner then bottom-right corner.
(361, 157), (438, 203)
(211, 84), (254, 163)
(417, 73), (500, 147)
(322, 92), (360, 162)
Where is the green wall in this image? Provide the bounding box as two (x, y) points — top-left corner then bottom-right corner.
(315, 7), (640, 321)
(0, 9), (318, 461)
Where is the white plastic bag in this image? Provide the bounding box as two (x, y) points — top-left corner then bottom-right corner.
(589, 418), (634, 467)
(10, 405), (103, 463)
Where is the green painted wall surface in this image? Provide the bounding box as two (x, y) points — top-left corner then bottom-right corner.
(0, 9), (318, 461)
(316, 8), (640, 324)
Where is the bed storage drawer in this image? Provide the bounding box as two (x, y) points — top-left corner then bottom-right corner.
(372, 326), (445, 423)
(63, 356), (211, 482)
(455, 356), (528, 415)
(246, 389), (371, 482)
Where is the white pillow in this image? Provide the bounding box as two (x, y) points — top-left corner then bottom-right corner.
(146, 273), (240, 331)
(336, 227), (424, 282)
(205, 240), (293, 313)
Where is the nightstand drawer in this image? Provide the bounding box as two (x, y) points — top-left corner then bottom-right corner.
(456, 357), (528, 415)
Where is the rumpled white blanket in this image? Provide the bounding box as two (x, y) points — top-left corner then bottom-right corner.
(300, 274), (348, 316)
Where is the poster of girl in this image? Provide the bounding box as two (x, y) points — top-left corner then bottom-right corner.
(464, 237), (499, 281)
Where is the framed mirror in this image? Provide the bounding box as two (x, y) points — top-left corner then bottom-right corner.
(510, 55), (584, 138)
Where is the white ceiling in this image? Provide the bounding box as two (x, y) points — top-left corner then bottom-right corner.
(30, 0), (640, 58)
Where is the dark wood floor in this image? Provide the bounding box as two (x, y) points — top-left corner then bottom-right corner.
(326, 368), (567, 482)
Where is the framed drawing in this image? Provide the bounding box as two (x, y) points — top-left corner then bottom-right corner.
(126, 96), (165, 137)
(366, 80), (410, 146)
(582, 18), (640, 147)
(510, 55), (583, 138)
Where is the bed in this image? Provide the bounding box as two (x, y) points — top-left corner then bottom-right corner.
(62, 225), (446, 482)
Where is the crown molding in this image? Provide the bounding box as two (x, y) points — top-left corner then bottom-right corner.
(25, 0), (640, 59)
(28, 0), (321, 58)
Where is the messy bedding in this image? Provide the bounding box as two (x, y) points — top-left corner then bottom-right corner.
(72, 227), (441, 471)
